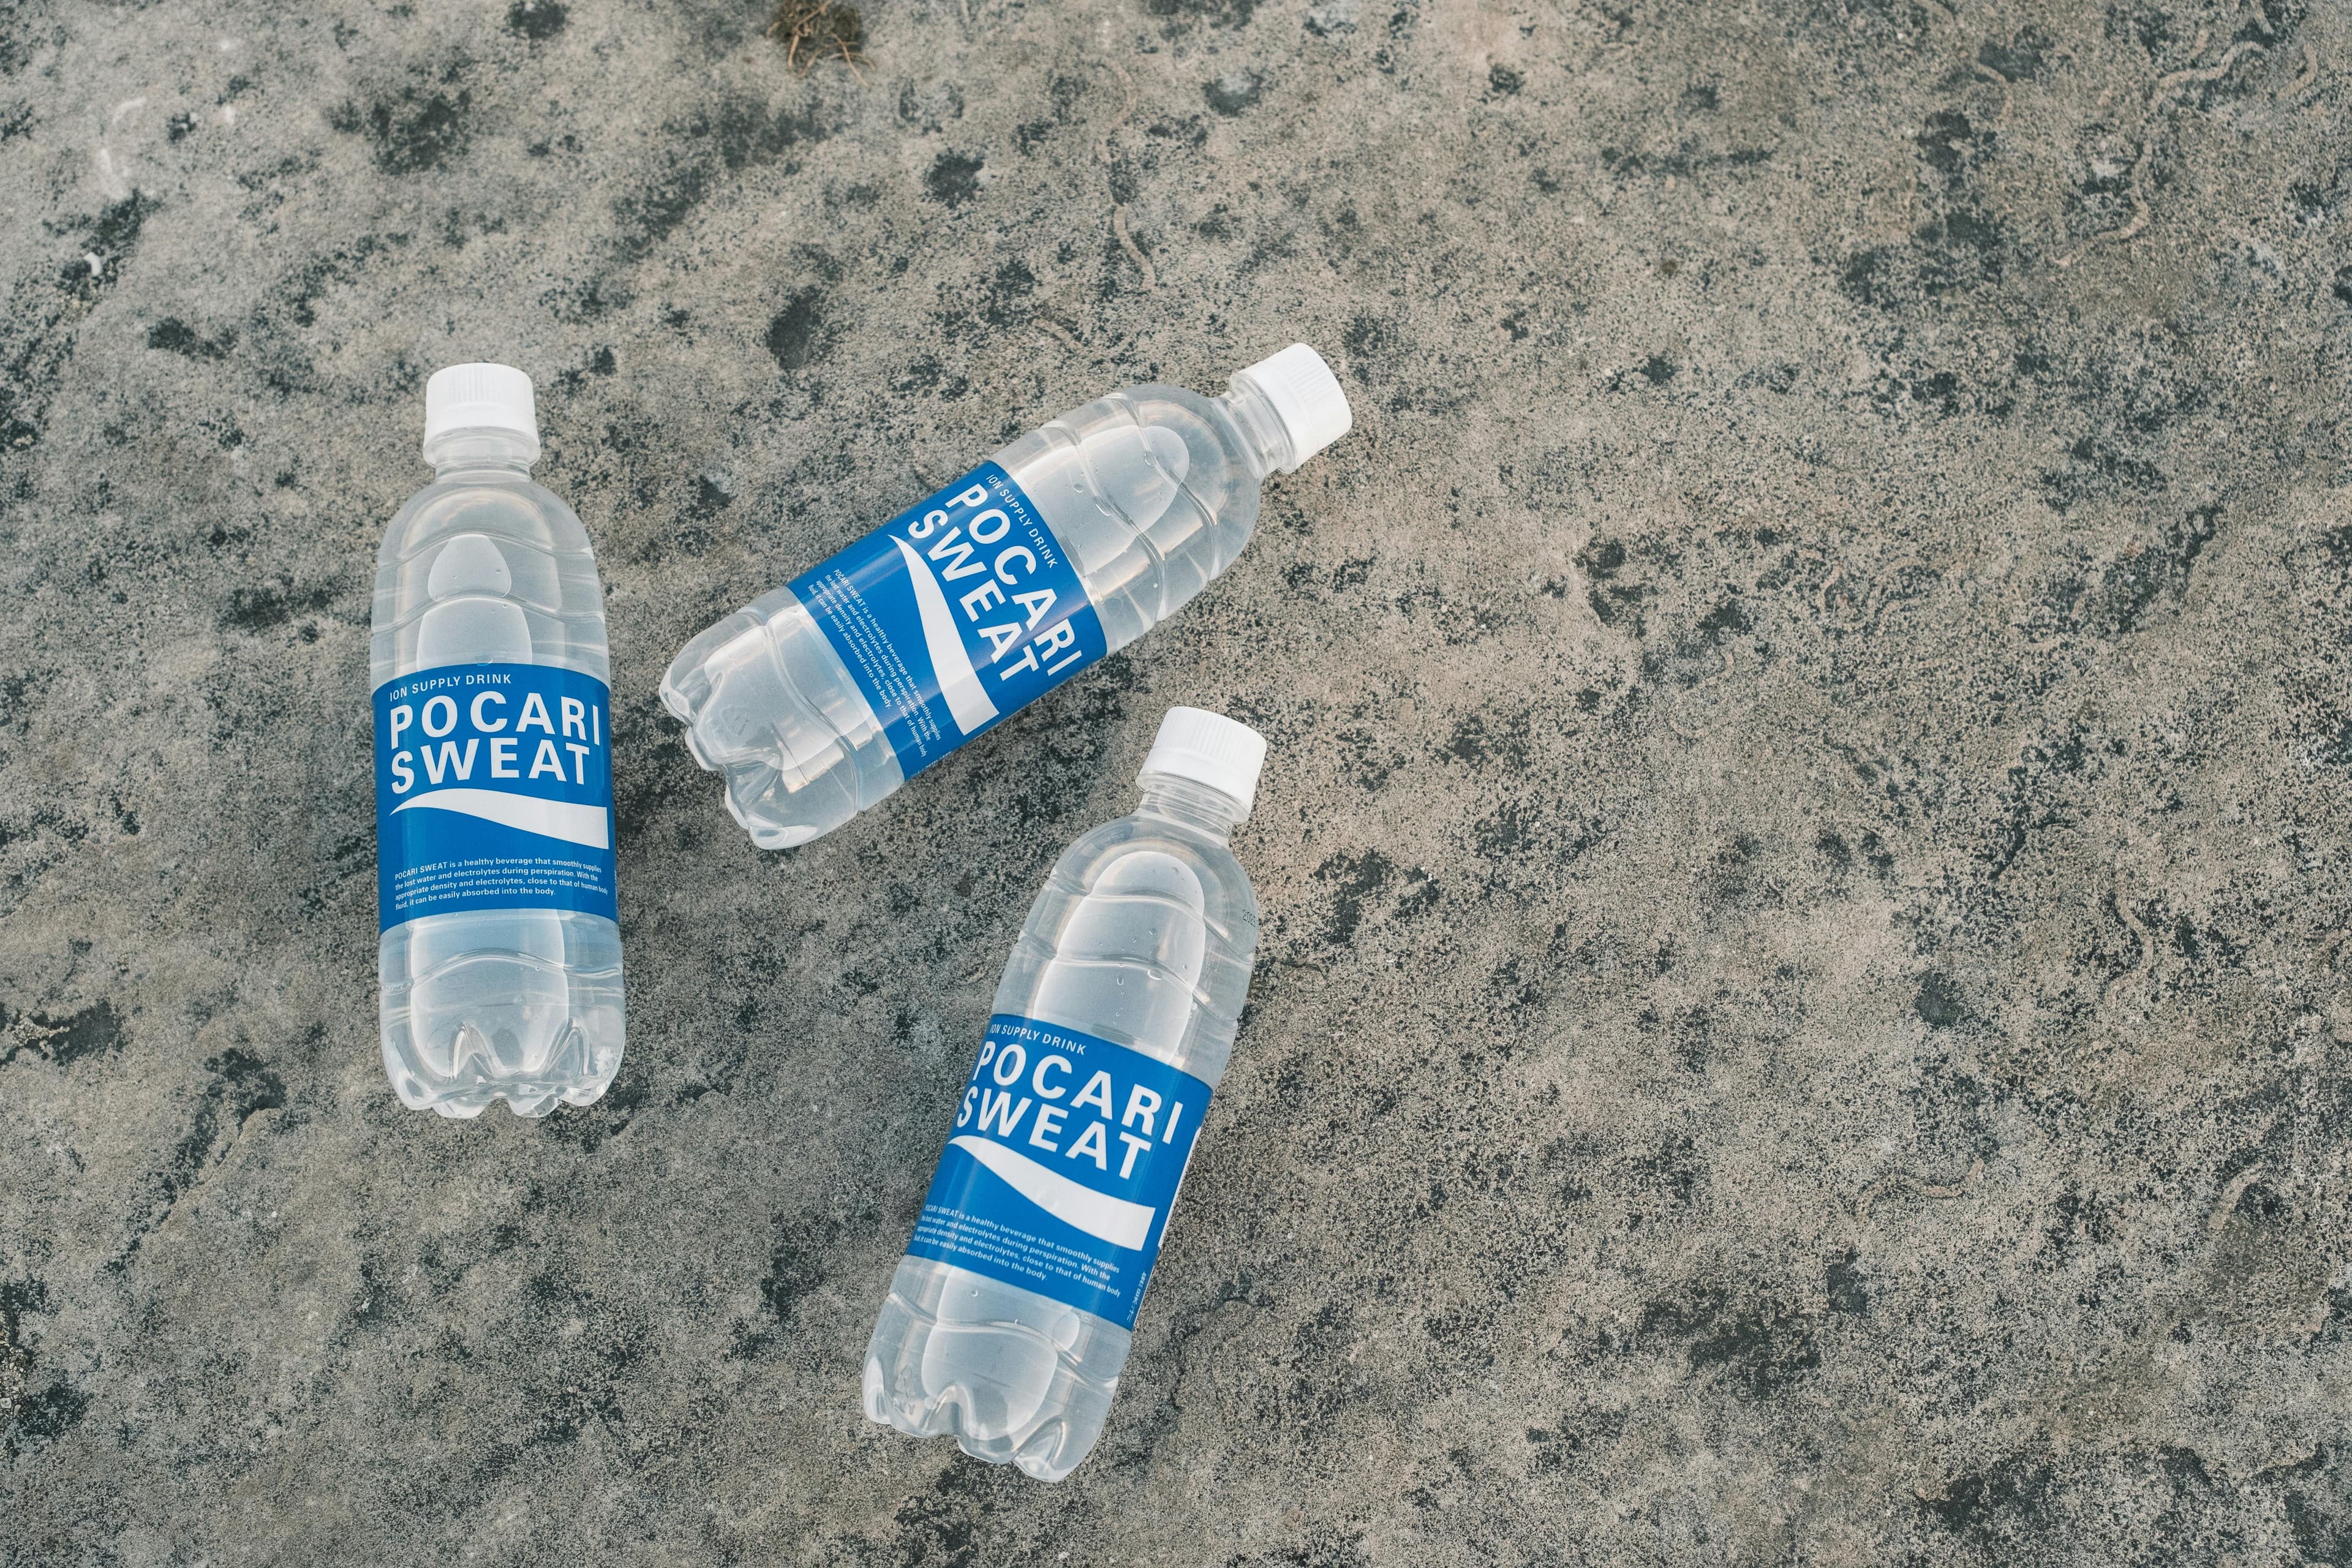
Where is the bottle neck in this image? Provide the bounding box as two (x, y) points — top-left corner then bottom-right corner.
(1215, 379), (1296, 481)
(1135, 774), (1245, 838)
(425, 427), (540, 479)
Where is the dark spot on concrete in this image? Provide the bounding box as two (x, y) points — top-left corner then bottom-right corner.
(759, 1213), (843, 1327)
(1705, 833), (1773, 907)
(2077, 505), (2218, 633)
(1919, 111), (1990, 178)
(2040, 436), (2167, 515)
(1906, 369), (1961, 416)
(1474, 799), (1532, 861)
(609, 102), (832, 259)
(272, 231), (408, 330)
(1840, 247), (1896, 306)
(1205, 71), (1262, 116)
(1915, 972), (1968, 1029)
(3, 1376), (90, 1455)
(90, 192), (154, 257)
(924, 150), (984, 207)
(1313, 850), (1395, 946)
(1341, 313), (1398, 373)
(5, 1000), (125, 1066)
(58, 192), (157, 293)
(980, 258), (1035, 327)
(1696, 598), (1749, 641)
(1628, 1133), (1703, 1208)
(1688, 1306), (1819, 1395)
(1488, 64), (1523, 96)
(1152, 117), (1214, 152)
(1442, 710), (1529, 767)
(688, 470), (734, 519)
(1826, 1249), (1870, 1314)
(1668, 1006), (1712, 1072)
(146, 318), (235, 360)
(2234, 1180), (2285, 1223)
(222, 579), (339, 633)
(2104, 5), (2175, 59)
(1638, 355), (1676, 385)
(764, 288), (824, 371)
(2291, 179), (2340, 225)
(1841, 202), (2011, 309)
(207, 1048), (287, 1124)
(1577, 538), (1648, 630)
(2155, 1445), (2212, 1490)
(1142, 0), (1257, 26)
(1978, 26), (2052, 81)
(2287, 1458), (2352, 1564)
(112, 1047), (288, 1267)
(0, 1280), (51, 1317)
(614, 162), (710, 255)
(506, 0), (567, 39)
(1918, 1455), (2053, 1537)
(1637, 1287), (1818, 1395)
(331, 86), (472, 175)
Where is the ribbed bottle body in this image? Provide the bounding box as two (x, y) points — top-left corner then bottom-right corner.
(864, 780), (1258, 1480)
(660, 385), (1268, 848)
(372, 439), (624, 1118)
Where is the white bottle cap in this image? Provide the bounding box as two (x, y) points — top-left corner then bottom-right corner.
(423, 363), (538, 454)
(1139, 706), (1268, 820)
(1232, 343), (1352, 473)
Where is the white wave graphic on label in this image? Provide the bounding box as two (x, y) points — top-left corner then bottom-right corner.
(949, 1136), (1155, 1250)
(392, 788), (611, 850)
(891, 537), (1001, 739)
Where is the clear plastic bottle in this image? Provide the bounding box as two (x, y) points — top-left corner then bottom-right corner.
(863, 707), (1265, 1480)
(660, 345), (1348, 848)
(371, 364), (625, 1118)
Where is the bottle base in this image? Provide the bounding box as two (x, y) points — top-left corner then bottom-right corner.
(382, 1034), (622, 1119)
(379, 914), (625, 1119)
(861, 1261), (1125, 1483)
(862, 1357), (1096, 1483)
(658, 586), (903, 851)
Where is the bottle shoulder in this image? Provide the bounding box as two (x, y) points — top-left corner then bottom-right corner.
(1000, 807), (1260, 1085)
(371, 470), (608, 684)
(1000, 388), (1256, 502)
(1048, 812), (1260, 933)
(378, 473), (594, 565)
(991, 386), (1264, 648)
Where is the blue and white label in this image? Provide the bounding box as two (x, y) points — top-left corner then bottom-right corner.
(908, 1015), (1210, 1330)
(788, 462), (1105, 780)
(372, 663), (617, 932)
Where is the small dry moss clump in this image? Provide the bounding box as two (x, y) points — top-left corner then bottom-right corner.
(769, 0), (864, 75)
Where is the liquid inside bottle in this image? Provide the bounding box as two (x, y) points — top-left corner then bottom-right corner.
(371, 366), (625, 1118)
(660, 345), (1348, 848)
(863, 709), (1265, 1480)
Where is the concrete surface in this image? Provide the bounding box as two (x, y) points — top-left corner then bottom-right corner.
(3, 0), (2349, 1561)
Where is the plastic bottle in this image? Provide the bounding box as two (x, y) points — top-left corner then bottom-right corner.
(371, 364), (625, 1118)
(660, 345), (1348, 848)
(863, 707), (1266, 1480)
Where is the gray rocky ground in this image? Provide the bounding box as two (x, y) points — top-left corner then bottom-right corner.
(4, 0), (2350, 1560)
